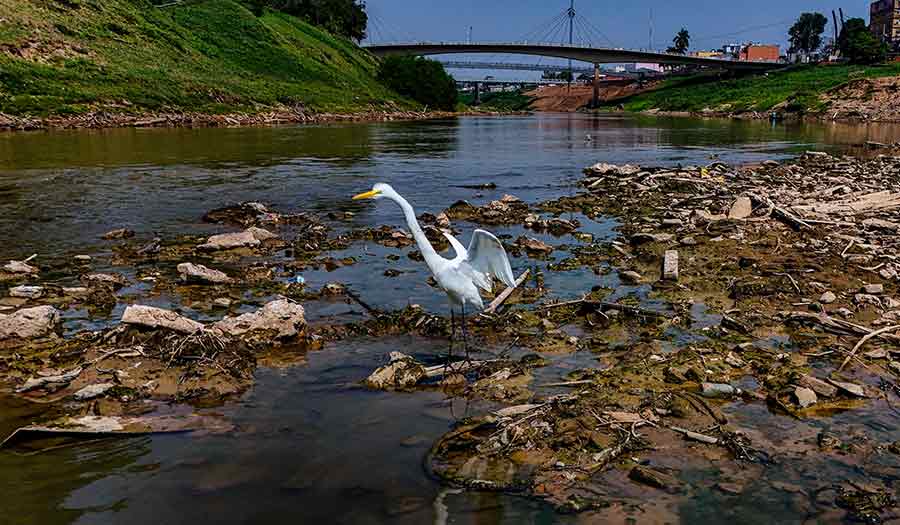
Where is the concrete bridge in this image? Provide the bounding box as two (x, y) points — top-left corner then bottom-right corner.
(364, 42), (782, 72)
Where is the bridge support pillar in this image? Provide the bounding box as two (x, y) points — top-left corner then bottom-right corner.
(473, 82), (481, 106)
(591, 63), (600, 109)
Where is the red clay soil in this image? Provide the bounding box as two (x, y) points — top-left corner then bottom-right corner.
(525, 81), (662, 112)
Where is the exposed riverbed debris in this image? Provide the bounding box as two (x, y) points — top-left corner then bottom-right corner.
(2, 149), (900, 520)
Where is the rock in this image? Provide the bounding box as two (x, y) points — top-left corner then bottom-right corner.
(861, 283), (884, 295)
(835, 307), (854, 318)
(322, 282), (346, 295)
(177, 263), (233, 284)
(73, 383), (115, 401)
(820, 291), (837, 304)
(826, 378), (868, 398)
(680, 236), (698, 246)
(728, 196), (753, 219)
(122, 305), (203, 334)
(662, 250), (679, 281)
(3, 260), (38, 274)
(661, 218), (683, 228)
(82, 273), (128, 289)
(700, 382), (741, 398)
(246, 226), (277, 241)
(630, 232), (674, 245)
(74, 255), (92, 262)
(620, 270), (643, 284)
(435, 212), (451, 228)
(499, 194), (521, 203)
(102, 228), (135, 240)
(628, 466), (680, 493)
(9, 285), (44, 299)
(519, 237), (553, 255)
(213, 299), (305, 340)
(861, 218), (900, 232)
(364, 352), (426, 390)
(854, 293), (881, 306)
(62, 287), (90, 297)
(198, 230), (260, 251)
(0, 306), (60, 340)
(793, 386), (817, 408)
(213, 298), (232, 308)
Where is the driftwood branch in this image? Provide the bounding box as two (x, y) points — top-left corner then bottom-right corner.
(839, 324), (900, 372)
(484, 270), (530, 314)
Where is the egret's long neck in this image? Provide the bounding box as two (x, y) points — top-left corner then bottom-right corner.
(390, 193), (443, 271)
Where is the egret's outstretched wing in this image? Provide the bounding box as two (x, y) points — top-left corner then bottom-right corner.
(442, 231), (467, 263)
(466, 229), (515, 290)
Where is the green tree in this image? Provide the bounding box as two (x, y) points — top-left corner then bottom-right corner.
(667, 28), (690, 54)
(839, 18), (888, 64)
(377, 56), (458, 111)
(788, 12), (828, 54)
(262, 0), (368, 41)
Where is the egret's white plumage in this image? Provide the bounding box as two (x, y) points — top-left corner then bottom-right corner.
(353, 183), (515, 314)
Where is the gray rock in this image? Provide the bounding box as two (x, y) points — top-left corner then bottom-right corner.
(74, 383), (115, 401)
(9, 285), (44, 299)
(62, 287), (90, 297)
(74, 255), (92, 262)
(246, 226), (277, 241)
(198, 230), (260, 251)
(661, 218), (683, 228)
(102, 228), (134, 240)
(364, 352), (426, 390)
(2, 260), (38, 274)
(0, 306), (60, 340)
(177, 263), (233, 284)
(662, 250), (679, 281)
(793, 386), (817, 408)
(798, 375), (837, 397)
(213, 298), (233, 308)
(826, 378), (868, 398)
(861, 283), (884, 295)
(213, 299), (305, 340)
(819, 291), (837, 304)
(620, 270), (643, 284)
(122, 305), (203, 334)
(727, 196), (753, 219)
(82, 273), (128, 289)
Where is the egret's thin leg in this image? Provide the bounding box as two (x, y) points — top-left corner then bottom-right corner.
(447, 307), (456, 366)
(461, 303), (469, 361)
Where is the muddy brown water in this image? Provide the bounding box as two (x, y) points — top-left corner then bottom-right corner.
(2, 114), (900, 524)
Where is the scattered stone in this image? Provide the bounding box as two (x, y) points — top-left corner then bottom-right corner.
(861, 284), (884, 295)
(3, 260), (38, 275)
(213, 299), (305, 340)
(793, 386), (818, 408)
(82, 273), (128, 289)
(364, 352), (426, 390)
(680, 236), (697, 246)
(700, 382), (740, 398)
(73, 255), (92, 262)
(0, 306), (60, 340)
(628, 466), (681, 493)
(73, 383), (115, 401)
(62, 287), (90, 297)
(620, 270), (643, 284)
(9, 285), (44, 299)
(661, 218), (683, 228)
(246, 226), (277, 241)
(727, 196), (753, 219)
(198, 230), (260, 251)
(820, 291), (837, 304)
(518, 237), (553, 256)
(826, 378), (868, 398)
(213, 298), (232, 308)
(177, 263), (233, 285)
(630, 233), (674, 245)
(122, 305), (203, 334)
(102, 228), (134, 240)
(662, 250), (679, 281)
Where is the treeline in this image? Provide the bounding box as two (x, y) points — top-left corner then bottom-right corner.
(245, 0), (367, 41)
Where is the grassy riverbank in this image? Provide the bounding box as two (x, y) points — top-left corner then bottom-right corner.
(604, 63), (900, 116)
(458, 90), (534, 111)
(0, 0), (411, 118)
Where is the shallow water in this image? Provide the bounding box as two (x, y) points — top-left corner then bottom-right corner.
(2, 113), (900, 524)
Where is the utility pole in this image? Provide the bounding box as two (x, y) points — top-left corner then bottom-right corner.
(649, 8), (654, 50)
(567, 0), (575, 88)
(467, 26), (472, 44)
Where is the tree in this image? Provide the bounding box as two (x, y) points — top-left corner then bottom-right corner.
(377, 56), (458, 111)
(788, 12), (828, 54)
(667, 28), (690, 55)
(839, 17), (888, 64)
(261, 0), (368, 41)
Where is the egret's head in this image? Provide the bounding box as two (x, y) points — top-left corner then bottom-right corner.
(352, 182), (395, 201)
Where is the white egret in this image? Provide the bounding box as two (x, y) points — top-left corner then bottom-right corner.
(353, 183), (516, 354)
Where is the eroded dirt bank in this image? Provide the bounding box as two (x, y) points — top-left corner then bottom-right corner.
(2, 147), (900, 521)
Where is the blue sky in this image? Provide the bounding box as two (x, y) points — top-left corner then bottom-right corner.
(364, 1), (870, 51)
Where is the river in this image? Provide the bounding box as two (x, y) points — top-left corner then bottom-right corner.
(2, 113), (899, 524)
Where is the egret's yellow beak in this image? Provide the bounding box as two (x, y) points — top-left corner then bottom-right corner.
(352, 189), (381, 200)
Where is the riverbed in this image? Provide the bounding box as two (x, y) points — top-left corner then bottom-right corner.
(2, 113), (900, 524)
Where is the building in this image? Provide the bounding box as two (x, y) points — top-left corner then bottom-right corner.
(691, 50), (725, 59)
(870, 0), (900, 48)
(739, 44), (780, 62)
(721, 43), (742, 58)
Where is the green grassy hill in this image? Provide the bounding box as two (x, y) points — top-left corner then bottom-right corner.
(604, 63), (900, 115)
(0, 0), (410, 117)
